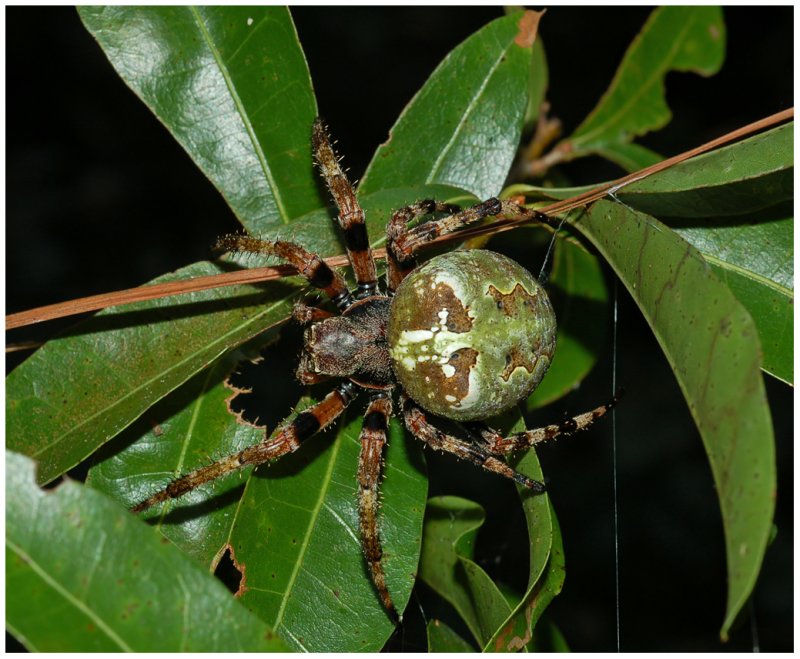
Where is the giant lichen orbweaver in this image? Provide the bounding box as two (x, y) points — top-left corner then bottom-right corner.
(132, 118), (616, 621)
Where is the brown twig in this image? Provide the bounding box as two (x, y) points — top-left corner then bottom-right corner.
(6, 107), (792, 332)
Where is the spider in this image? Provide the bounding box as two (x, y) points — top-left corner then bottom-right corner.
(132, 118), (615, 621)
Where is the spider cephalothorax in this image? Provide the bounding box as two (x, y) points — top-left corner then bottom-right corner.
(132, 119), (614, 621)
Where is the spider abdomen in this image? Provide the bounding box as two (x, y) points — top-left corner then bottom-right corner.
(387, 250), (556, 421)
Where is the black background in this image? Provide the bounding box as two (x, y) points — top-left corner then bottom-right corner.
(6, 6), (793, 652)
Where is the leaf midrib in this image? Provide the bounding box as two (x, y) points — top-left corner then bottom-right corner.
(188, 6), (290, 225)
(571, 12), (695, 148)
(269, 426), (343, 647)
(30, 291), (293, 465)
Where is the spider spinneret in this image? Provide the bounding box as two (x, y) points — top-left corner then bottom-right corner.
(131, 117), (615, 623)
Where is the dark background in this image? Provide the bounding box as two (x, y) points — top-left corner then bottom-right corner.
(6, 6), (793, 652)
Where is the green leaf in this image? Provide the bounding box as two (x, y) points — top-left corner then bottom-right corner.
(563, 7), (725, 167)
(89, 387), (428, 651)
(6, 451), (288, 652)
(360, 11), (542, 199)
(672, 206), (793, 384)
(232, 408), (427, 651)
(86, 356), (265, 567)
(6, 261), (295, 485)
(618, 124), (794, 383)
(78, 6), (321, 233)
(486, 450), (565, 652)
(427, 619), (476, 652)
(619, 123), (793, 217)
(569, 200), (775, 639)
(419, 495), (512, 646)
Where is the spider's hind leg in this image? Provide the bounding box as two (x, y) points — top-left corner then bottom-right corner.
(131, 383), (358, 513)
(357, 393), (399, 622)
(400, 394), (546, 493)
(476, 391), (621, 455)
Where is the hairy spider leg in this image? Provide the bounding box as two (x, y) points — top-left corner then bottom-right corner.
(292, 300), (335, 324)
(214, 234), (354, 310)
(312, 118), (378, 298)
(400, 394), (546, 492)
(475, 390), (622, 455)
(386, 197), (509, 270)
(356, 394), (398, 621)
(131, 382), (358, 513)
(385, 199), (461, 293)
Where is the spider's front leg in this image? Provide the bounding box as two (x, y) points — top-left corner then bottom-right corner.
(474, 391), (622, 455)
(215, 234), (354, 310)
(386, 197), (522, 290)
(312, 118), (378, 298)
(400, 394), (546, 493)
(131, 382), (358, 513)
(356, 393), (398, 622)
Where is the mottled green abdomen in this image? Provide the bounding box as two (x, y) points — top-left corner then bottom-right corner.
(387, 250), (557, 421)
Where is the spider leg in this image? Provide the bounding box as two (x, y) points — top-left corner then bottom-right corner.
(400, 394), (545, 493)
(292, 300), (335, 324)
(131, 382), (358, 513)
(312, 119), (378, 299)
(356, 393), (398, 621)
(476, 391), (621, 455)
(387, 197), (513, 281)
(215, 234), (354, 310)
(385, 199), (461, 293)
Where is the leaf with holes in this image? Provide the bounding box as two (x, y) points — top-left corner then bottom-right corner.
(229, 407), (428, 651)
(360, 10), (542, 200)
(569, 200), (775, 639)
(6, 184), (470, 486)
(6, 451), (289, 652)
(86, 355), (267, 568)
(78, 6), (321, 234)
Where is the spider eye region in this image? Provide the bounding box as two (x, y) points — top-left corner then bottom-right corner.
(387, 250), (557, 421)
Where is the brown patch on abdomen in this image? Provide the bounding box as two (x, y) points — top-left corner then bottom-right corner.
(487, 283), (537, 318)
(417, 347), (478, 406)
(411, 283), (472, 333)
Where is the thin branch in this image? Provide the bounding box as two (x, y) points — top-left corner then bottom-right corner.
(6, 107), (792, 332)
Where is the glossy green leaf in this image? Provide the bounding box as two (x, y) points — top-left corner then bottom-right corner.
(569, 200), (775, 639)
(486, 450), (565, 652)
(6, 451), (288, 652)
(88, 385), (427, 651)
(78, 6), (321, 233)
(506, 124), (794, 384)
(6, 261), (295, 485)
(619, 124), (793, 217)
(86, 355), (265, 567)
(232, 407), (427, 651)
(563, 7), (725, 166)
(672, 205), (793, 384)
(419, 495), (512, 646)
(360, 10), (542, 199)
(427, 618), (476, 652)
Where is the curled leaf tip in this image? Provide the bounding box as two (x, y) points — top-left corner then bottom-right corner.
(514, 10), (543, 48)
